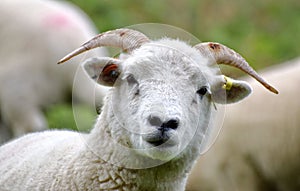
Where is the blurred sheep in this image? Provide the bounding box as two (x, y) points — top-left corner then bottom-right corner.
(0, 0), (108, 143)
(187, 57), (300, 191)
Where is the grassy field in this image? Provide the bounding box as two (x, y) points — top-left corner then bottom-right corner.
(47, 104), (96, 132)
(68, 0), (300, 69)
(48, 0), (300, 130)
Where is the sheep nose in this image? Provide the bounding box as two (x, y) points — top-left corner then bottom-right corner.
(148, 116), (179, 131)
(160, 119), (179, 131)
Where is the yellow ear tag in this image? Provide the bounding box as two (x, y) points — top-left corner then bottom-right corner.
(223, 76), (233, 91)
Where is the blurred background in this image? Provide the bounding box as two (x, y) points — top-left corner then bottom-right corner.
(68, 0), (300, 70)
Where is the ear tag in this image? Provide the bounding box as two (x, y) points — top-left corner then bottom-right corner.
(223, 76), (233, 91)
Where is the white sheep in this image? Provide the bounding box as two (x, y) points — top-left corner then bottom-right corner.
(0, 28), (277, 191)
(0, 0), (108, 142)
(186, 58), (300, 191)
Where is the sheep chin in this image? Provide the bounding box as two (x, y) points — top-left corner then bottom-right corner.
(142, 145), (180, 162)
(133, 134), (181, 161)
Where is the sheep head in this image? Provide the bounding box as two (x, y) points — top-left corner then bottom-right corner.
(58, 28), (278, 162)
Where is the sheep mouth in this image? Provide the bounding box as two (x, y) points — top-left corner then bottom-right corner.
(147, 139), (168, 147)
(143, 133), (178, 147)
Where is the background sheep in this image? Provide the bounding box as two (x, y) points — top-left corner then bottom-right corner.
(0, 0), (108, 143)
(186, 57), (300, 191)
(0, 28), (277, 191)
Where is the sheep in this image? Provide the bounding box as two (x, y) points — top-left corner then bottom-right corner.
(0, 28), (278, 191)
(186, 58), (300, 191)
(0, 0), (108, 142)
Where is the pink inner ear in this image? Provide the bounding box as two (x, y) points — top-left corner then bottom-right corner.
(102, 63), (118, 75)
(99, 63), (120, 86)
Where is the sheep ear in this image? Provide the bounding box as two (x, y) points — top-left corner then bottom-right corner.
(212, 76), (252, 104)
(83, 57), (121, 87)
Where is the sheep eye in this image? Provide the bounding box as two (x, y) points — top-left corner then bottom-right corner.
(126, 74), (138, 85)
(126, 74), (139, 95)
(197, 86), (208, 98)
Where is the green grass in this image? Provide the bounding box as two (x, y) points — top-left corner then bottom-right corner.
(68, 0), (300, 70)
(46, 104), (97, 132)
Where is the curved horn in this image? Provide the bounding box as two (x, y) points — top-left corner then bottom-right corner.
(194, 42), (278, 94)
(58, 28), (150, 64)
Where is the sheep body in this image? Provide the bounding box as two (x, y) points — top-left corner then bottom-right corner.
(0, 126), (186, 191)
(0, 0), (108, 141)
(187, 58), (300, 191)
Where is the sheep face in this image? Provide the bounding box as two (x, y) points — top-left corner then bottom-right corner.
(83, 39), (251, 161)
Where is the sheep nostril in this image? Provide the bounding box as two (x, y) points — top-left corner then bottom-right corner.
(161, 119), (179, 130)
(148, 116), (179, 131)
(148, 115), (163, 127)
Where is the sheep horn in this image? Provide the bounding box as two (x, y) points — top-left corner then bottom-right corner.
(194, 42), (279, 94)
(57, 28), (150, 64)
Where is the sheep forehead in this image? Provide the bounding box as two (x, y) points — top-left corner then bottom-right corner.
(123, 38), (211, 82)
(142, 38), (203, 62)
